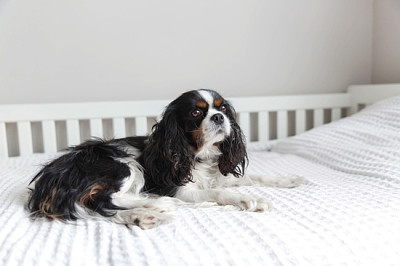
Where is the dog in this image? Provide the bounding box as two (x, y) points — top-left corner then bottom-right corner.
(28, 89), (306, 229)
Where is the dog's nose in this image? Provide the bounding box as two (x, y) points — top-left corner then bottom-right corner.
(211, 114), (224, 125)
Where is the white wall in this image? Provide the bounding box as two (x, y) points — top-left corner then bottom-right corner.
(0, 0), (373, 104)
(372, 0), (400, 84)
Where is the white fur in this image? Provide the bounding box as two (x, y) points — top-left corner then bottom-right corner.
(197, 90), (231, 158)
(74, 151), (222, 229)
(200, 108), (231, 143)
(75, 150), (176, 229)
(198, 90), (214, 107)
(175, 157), (274, 212)
(175, 162), (307, 211)
(176, 125), (308, 211)
(101, 148), (306, 227)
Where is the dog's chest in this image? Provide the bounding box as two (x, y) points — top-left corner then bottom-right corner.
(192, 159), (226, 189)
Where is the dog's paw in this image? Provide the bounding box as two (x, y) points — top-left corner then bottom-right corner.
(274, 176), (308, 188)
(143, 198), (178, 213)
(235, 195), (273, 212)
(112, 208), (172, 230)
(248, 174), (308, 188)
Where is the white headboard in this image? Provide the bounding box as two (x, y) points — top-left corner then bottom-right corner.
(1, 84), (399, 158)
(348, 83), (400, 114)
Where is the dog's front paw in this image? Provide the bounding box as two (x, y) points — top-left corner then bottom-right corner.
(275, 176), (308, 188)
(112, 208), (172, 230)
(235, 195), (273, 212)
(249, 174), (308, 188)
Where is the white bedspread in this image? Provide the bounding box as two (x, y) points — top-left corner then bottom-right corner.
(1, 97), (400, 266)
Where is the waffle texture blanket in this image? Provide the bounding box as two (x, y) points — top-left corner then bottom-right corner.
(1, 96), (400, 266)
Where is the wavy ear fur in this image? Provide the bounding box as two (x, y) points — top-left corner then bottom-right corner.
(218, 120), (248, 177)
(143, 106), (194, 195)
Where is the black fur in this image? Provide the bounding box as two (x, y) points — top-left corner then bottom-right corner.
(142, 90), (201, 195)
(27, 89), (247, 221)
(28, 137), (146, 220)
(218, 121), (248, 177)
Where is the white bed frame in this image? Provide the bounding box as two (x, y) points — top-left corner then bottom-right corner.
(1, 84), (399, 158)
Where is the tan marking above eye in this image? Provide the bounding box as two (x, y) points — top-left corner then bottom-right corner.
(195, 100), (207, 108)
(214, 98), (223, 107)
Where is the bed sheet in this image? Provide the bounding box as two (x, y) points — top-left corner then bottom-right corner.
(1, 149), (399, 266)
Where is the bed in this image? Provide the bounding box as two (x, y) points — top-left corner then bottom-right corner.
(1, 84), (400, 265)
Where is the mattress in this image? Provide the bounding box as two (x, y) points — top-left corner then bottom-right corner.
(1, 96), (400, 266)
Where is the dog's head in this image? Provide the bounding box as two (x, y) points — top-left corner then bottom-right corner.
(144, 89), (247, 193)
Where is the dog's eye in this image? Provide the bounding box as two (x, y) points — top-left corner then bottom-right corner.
(220, 105), (227, 112)
(191, 109), (202, 117)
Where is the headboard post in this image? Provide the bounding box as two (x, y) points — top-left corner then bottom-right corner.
(0, 122), (8, 158)
(348, 84), (400, 114)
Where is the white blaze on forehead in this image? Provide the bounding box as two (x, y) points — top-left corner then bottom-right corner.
(206, 108), (220, 117)
(198, 90), (214, 107)
(196, 90), (231, 149)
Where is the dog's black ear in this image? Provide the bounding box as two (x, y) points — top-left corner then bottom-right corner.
(143, 106), (194, 195)
(218, 121), (248, 177)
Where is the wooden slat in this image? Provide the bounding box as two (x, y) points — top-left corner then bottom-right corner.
(66, 119), (80, 146)
(0, 122), (8, 158)
(17, 121), (33, 156)
(135, 117), (148, 136)
(257, 111), (269, 142)
(90, 118), (103, 138)
(238, 112), (250, 142)
(113, 118), (126, 138)
(331, 108), (341, 121)
(295, 109), (306, 134)
(42, 120), (57, 153)
(313, 109), (324, 127)
(277, 111), (288, 139)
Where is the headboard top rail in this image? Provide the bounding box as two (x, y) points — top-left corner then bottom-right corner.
(0, 93), (350, 122)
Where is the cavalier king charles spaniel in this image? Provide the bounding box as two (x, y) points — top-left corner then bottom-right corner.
(28, 89), (306, 229)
